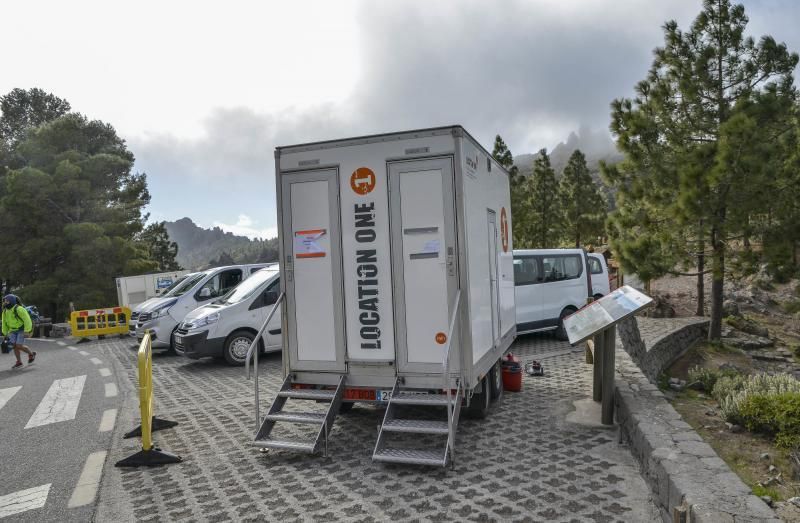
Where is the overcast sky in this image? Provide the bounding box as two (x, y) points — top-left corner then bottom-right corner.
(3, 0), (798, 239)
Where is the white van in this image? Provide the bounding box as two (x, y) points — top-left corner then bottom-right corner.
(129, 272), (199, 334)
(513, 248), (593, 339)
(134, 264), (270, 349)
(174, 266), (281, 365)
(587, 252), (611, 298)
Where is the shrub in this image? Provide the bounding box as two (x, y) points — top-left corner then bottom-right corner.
(714, 373), (800, 449)
(688, 366), (739, 392)
(737, 392), (800, 449)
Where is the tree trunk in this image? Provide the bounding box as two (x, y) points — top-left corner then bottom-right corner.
(708, 231), (725, 342)
(696, 250), (705, 317)
(696, 225), (705, 316)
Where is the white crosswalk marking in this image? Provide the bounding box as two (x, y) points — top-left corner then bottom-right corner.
(57, 341), (66, 346)
(25, 376), (87, 429)
(90, 357), (102, 365)
(0, 483), (51, 518)
(79, 350), (89, 356)
(98, 367), (112, 377)
(68, 346), (78, 351)
(104, 383), (118, 398)
(68, 451), (106, 508)
(99, 409), (117, 432)
(0, 386), (22, 412)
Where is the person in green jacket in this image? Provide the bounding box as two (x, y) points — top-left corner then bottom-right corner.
(3, 294), (36, 369)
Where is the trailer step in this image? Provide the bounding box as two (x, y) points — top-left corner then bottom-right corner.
(382, 419), (449, 435)
(390, 393), (454, 406)
(277, 389), (336, 401)
(373, 448), (447, 466)
(251, 439), (315, 453)
(265, 412), (327, 424)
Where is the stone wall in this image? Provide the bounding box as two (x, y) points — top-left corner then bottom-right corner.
(618, 316), (709, 384)
(614, 317), (778, 522)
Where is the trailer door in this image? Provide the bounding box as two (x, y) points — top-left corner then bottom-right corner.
(487, 210), (500, 344)
(389, 158), (458, 374)
(280, 169), (346, 372)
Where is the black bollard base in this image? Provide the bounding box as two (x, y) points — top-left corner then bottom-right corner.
(124, 417), (179, 439)
(115, 447), (182, 468)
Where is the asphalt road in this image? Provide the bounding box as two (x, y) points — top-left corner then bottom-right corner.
(0, 337), (124, 522)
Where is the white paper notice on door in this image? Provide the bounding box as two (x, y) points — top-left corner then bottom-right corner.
(294, 229), (327, 259)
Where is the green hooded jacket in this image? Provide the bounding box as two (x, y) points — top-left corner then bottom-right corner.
(2, 305), (33, 336)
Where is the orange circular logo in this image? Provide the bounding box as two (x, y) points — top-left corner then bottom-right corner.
(500, 207), (509, 252)
(435, 332), (447, 344)
(350, 167), (376, 195)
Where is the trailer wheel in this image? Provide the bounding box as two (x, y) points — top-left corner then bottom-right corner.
(465, 376), (491, 419)
(224, 330), (255, 366)
(339, 402), (355, 414)
(489, 359), (503, 402)
(555, 307), (576, 341)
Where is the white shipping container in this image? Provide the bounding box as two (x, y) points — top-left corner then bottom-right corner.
(115, 270), (189, 308)
(252, 126), (516, 467)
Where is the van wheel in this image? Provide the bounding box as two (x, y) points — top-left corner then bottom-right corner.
(593, 293), (603, 301)
(489, 359), (503, 402)
(555, 307), (576, 341)
(224, 330), (255, 366)
(465, 376), (491, 419)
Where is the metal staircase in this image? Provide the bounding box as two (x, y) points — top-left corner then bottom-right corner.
(245, 292), (346, 456)
(372, 291), (463, 467)
(252, 374), (346, 455)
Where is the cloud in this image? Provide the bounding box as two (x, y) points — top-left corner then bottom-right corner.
(213, 214), (277, 240)
(129, 0), (800, 233)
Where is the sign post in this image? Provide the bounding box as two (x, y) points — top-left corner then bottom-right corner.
(563, 286), (653, 425)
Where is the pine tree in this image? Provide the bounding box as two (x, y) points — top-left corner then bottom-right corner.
(605, 0), (798, 339)
(492, 135), (532, 247)
(529, 149), (562, 248)
(559, 149), (606, 247)
(139, 222), (181, 271)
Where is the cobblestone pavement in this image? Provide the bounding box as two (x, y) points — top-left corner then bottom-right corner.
(95, 334), (661, 522)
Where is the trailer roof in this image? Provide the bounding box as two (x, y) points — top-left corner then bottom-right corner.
(275, 125), (509, 176)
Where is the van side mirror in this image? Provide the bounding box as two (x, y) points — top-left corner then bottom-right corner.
(199, 287), (212, 299)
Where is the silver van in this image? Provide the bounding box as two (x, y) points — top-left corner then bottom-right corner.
(134, 264), (270, 349)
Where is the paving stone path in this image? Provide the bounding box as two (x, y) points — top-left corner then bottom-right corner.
(95, 334), (661, 522)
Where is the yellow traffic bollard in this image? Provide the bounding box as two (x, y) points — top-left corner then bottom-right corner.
(115, 332), (181, 467)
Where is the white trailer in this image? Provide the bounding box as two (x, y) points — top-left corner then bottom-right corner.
(249, 126), (515, 467)
(115, 270), (189, 308)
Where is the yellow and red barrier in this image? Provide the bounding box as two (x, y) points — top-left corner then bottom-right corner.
(70, 306), (131, 338)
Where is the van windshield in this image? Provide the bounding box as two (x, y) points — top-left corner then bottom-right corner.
(166, 272), (207, 297)
(159, 274), (190, 295)
(220, 269), (277, 305)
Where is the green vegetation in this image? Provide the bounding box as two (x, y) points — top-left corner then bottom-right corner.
(780, 299), (800, 315)
(0, 88), (179, 320)
(491, 136), (606, 249)
(602, 0), (799, 339)
(687, 365), (739, 392)
(713, 373), (800, 449)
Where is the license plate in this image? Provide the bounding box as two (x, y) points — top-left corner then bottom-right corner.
(343, 388), (377, 401)
(377, 390), (392, 402)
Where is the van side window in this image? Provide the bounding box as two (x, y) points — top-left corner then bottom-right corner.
(196, 269), (243, 299)
(588, 257), (603, 275)
(250, 267), (261, 275)
(250, 278), (281, 310)
(513, 257), (540, 286)
(541, 255), (582, 282)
